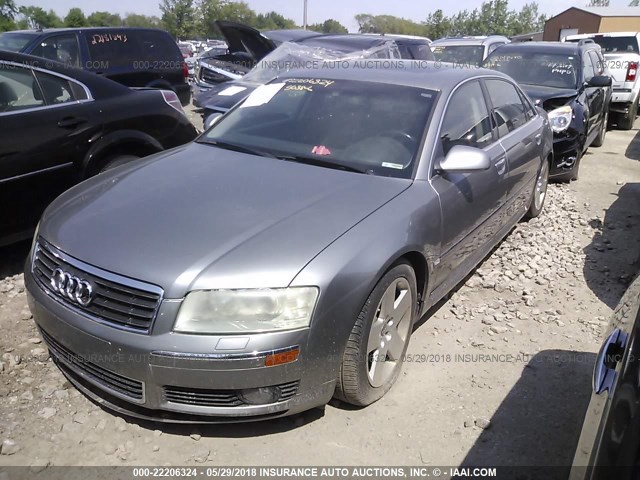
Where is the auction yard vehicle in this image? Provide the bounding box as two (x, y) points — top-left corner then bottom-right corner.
(565, 32), (640, 130)
(484, 41), (611, 182)
(0, 51), (198, 247)
(570, 275), (640, 479)
(430, 35), (510, 66)
(0, 27), (191, 105)
(26, 63), (552, 422)
(195, 34), (430, 126)
(193, 21), (322, 90)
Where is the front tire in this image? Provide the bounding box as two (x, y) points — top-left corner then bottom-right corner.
(591, 110), (608, 147)
(335, 263), (417, 407)
(99, 155), (140, 174)
(525, 158), (549, 219)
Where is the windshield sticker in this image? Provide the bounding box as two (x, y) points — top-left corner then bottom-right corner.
(240, 83), (285, 108)
(218, 86), (247, 96)
(91, 33), (128, 45)
(311, 145), (332, 156)
(285, 84), (313, 92)
(549, 63), (574, 75)
(284, 78), (335, 88)
(382, 162), (404, 170)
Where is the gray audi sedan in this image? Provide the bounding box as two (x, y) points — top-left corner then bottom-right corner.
(26, 62), (553, 422)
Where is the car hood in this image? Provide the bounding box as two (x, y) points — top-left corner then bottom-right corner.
(520, 85), (578, 110)
(196, 79), (258, 112)
(39, 143), (411, 298)
(215, 20), (276, 61)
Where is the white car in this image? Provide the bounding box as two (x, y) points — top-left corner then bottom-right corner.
(565, 32), (640, 130)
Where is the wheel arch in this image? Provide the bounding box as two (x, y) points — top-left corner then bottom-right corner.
(82, 130), (164, 177)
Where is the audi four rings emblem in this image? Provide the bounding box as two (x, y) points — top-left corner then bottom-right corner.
(50, 268), (94, 306)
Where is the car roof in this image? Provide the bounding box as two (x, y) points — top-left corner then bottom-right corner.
(299, 34), (391, 51)
(431, 36), (509, 46)
(0, 49), (130, 98)
(566, 32), (639, 39)
(278, 59), (512, 92)
(263, 29), (322, 43)
(491, 41), (590, 54)
(3, 27), (169, 35)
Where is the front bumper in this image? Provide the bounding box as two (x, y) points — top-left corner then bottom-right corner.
(25, 265), (335, 423)
(549, 130), (581, 178)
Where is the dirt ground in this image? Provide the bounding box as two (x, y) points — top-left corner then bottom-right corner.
(0, 112), (639, 474)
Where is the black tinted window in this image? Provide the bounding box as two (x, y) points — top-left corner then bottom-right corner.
(31, 34), (80, 67)
(441, 80), (493, 154)
(0, 32), (37, 52)
(485, 79), (528, 137)
(592, 36), (639, 53)
(86, 30), (181, 65)
(0, 65), (43, 112)
(34, 71), (78, 104)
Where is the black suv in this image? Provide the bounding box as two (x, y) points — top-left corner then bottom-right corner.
(0, 27), (190, 105)
(484, 40), (612, 182)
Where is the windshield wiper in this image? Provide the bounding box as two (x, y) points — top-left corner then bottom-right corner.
(276, 155), (369, 174)
(199, 139), (277, 159)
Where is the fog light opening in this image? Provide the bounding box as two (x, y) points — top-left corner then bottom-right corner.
(238, 386), (280, 405)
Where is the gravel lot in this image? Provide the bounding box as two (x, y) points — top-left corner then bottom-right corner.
(0, 111), (639, 474)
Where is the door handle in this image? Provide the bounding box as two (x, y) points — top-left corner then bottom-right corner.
(57, 116), (87, 129)
(535, 133), (542, 146)
(593, 328), (627, 395)
(495, 157), (507, 175)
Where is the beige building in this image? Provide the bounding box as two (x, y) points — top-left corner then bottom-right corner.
(543, 6), (640, 41)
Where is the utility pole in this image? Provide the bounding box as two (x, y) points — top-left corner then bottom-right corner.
(303, 0), (308, 29)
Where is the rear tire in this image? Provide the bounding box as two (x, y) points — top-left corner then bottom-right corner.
(99, 155), (140, 174)
(525, 159), (549, 219)
(334, 263), (417, 407)
(619, 100), (637, 131)
(591, 110), (608, 147)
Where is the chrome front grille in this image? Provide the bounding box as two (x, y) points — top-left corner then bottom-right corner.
(32, 239), (162, 333)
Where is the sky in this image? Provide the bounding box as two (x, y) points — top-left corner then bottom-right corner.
(13, 0), (634, 32)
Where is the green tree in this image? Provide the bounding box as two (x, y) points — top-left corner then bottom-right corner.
(588, 0), (610, 5)
(123, 13), (161, 28)
(0, 0), (17, 32)
(356, 13), (426, 35)
(255, 11), (297, 30)
(64, 7), (87, 27)
(198, 0), (257, 39)
(160, 0), (196, 39)
(17, 6), (62, 29)
(631, 0), (639, 6)
(309, 19), (348, 34)
(87, 11), (123, 26)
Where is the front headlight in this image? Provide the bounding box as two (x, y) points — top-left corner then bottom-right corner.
(174, 287), (319, 334)
(548, 105), (573, 133)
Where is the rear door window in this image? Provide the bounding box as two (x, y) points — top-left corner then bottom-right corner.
(30, 34), (80, 67)
(0, 65), (43, 112)
(593, 36), (639, 54)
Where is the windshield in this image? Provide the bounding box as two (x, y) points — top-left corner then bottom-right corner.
(244, 41), (398, 85)
(484, 52), (579, 89)
(199, 78), (436, 179)
(431, 45), (485, 66)
(0, 33), (36, 52)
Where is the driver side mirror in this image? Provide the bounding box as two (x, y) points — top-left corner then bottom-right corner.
(587, 75), (612, 88)
(439, 145), (491, 173)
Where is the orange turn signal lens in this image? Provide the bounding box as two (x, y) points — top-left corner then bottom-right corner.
(265, 347), (299, 367)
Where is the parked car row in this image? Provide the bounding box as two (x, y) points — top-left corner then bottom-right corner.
(0, 25), (636, 478)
